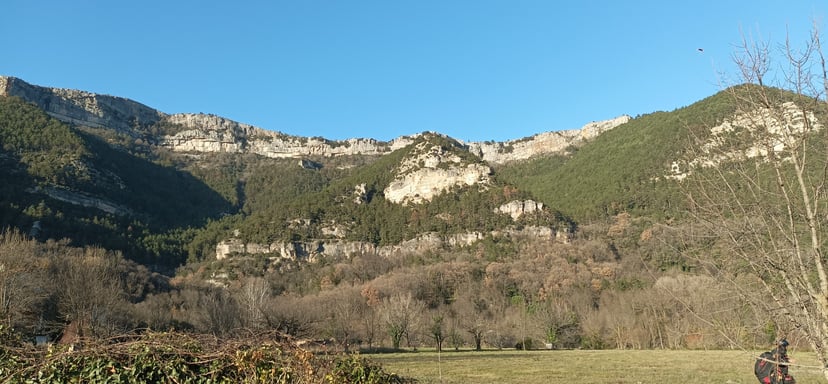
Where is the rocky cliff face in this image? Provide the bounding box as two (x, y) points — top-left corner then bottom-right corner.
(0, 76), (163, 133)
(467, 115), (631, 163)
(160, 113), (416, 158)
(384, 141), (492, 204)
(667, 102), (823, 181)
(159, 115), (630, 163)
(1, 76), (629, 163)
(215, 226), (566, 261)
(496, 200), (545, 220)
(28, 185), (131, 216)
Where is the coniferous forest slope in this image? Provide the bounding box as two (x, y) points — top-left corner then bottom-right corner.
(0, 76), (824, 367)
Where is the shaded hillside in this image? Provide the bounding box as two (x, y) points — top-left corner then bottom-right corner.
(0, 93), (573, 265)
(0, 96), (233, 266)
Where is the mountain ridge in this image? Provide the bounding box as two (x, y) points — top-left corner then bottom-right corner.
(1, 74), (759, 268)
(0, 75), (630, 163)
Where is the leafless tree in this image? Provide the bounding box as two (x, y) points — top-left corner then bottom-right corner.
(312, 286), (365, 351)
(378, 292), (425, 349)
(235, 276), (270, 329)
(683, 23), (828, 380)
(50, 247), (131, 338)
(453, 280), (501, 351)
(179, 286), (240, 336)
(0, 230), (50, 334)
(359, 285), (383, 351)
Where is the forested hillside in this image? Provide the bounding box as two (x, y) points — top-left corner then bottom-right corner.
(497, 90), (741, 221)
(0, 96), (234, 267)
(0, 78), (823, 361)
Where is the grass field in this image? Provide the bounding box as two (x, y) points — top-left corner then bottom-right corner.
(367, 349), (826, 383)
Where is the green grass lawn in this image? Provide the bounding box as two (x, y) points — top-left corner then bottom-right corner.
(367, 349), (826, 384)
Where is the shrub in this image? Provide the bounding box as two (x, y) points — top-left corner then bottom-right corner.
(514, 337), (534, 350)
(0, 331), (414, 383)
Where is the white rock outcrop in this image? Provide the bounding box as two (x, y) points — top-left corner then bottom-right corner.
(467, 115), (631, 164)
(215, 226), (563, 260)
(159, 113), (418, 158)
(28, 186), (131, 216)
(0, 76), (163, 132)
(496, 200), (544, 220)
(2, 76), (631, 164)
(384, 142), (492, 205)
(668, 102), (822, 180)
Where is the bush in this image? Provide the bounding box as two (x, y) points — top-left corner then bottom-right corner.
(514, 337), (534, 350)
(580, 332), (606, 350)
(0, 331), (414, 383)
(327, 354), (413, 384)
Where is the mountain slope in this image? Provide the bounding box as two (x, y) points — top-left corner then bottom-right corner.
(4, 76), (826, 352)
(221, 133), (573, 260)
(498, 90), (742, 221)
(0, 96), (232, 266)
(4, 76), (811, 270)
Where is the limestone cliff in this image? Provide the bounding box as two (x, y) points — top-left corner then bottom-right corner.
(160, 112), (415, 158)
(467, 115), (631, 164)
(215, 226), (566, 261)
(0, 76), (163, 132)
(159, 115), (630, 163)
(496, 200), (545, 220)
(384, 140), (492, 205)
(27, 186), (131, 216)
(667, 102), (823, 181)
(0, 76), (629, 163)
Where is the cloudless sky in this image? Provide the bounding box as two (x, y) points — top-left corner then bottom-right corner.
(2, 1), (826, 142)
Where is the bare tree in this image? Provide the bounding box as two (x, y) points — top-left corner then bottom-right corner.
(428, 312), (445, 352)
(179, 286), (240, 336)
(0, 230), (45, 331)
(378, 292), (425, 349)
(360, 285), (382, 351)
(50, 247), (131, 338)
(313, 286), (365, 351)
(235, 276), (270, 329)
(683, 23), (828, 380)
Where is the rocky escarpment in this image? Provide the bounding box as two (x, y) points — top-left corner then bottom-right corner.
(160, 113), (416, 157)
(384, 140), (492, 205)
(0, 76), (163, 133)
(215, 226), (569, 261)
(667, 102), (823, 181)
(467, 115), (631, 163)
(160, 114), (630, 163)
(496, 200), (545, 220)
(215, 197), (570, 261)
(1, 76), (629, 162)
(27, 185), (131, 216)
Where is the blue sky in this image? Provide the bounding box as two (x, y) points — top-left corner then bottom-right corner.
(2, 1), (826, 142)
